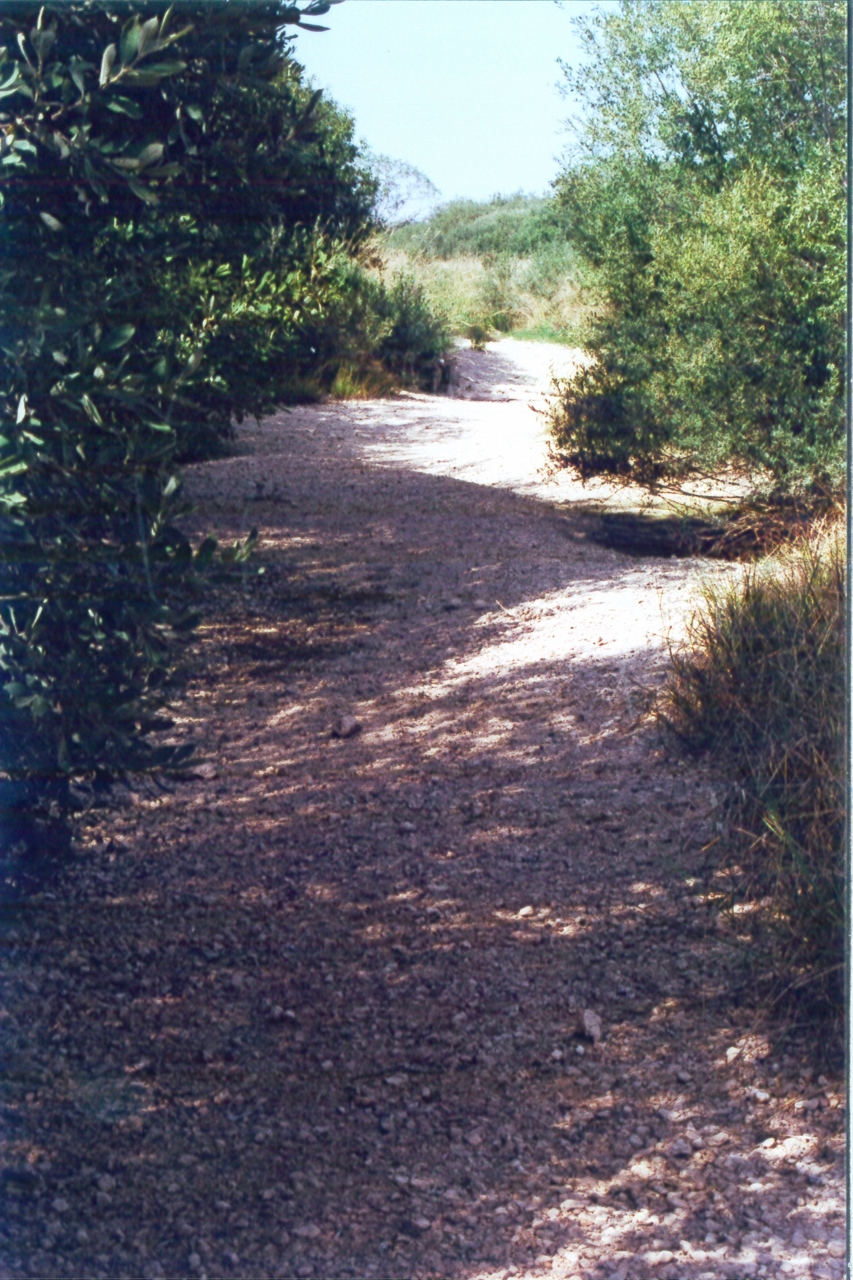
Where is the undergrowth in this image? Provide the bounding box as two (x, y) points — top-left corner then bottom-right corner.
(377, 248), (587, 348)
(662, 522), (844, 1026)
(378, 193), (589, 346)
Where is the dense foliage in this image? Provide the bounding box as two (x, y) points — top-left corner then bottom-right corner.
(0, 0), (408, 852)
(550, 0), (845, 498)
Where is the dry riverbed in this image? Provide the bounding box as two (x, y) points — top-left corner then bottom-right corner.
(0, 339), (844, 1280)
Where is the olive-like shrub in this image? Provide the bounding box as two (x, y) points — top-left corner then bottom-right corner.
(0, 1), (377, 852)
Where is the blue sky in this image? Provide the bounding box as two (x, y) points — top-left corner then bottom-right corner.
(291, 1), (609, 207)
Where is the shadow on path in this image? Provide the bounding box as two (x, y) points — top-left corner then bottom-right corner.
(0, 376), (844, 1280)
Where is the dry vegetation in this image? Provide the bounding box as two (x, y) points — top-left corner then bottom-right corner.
(377, 250), (589, 349)
(662, 521), (845, 1022)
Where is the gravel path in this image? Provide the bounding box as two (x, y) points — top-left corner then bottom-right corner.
(0, 339), (844, 1280)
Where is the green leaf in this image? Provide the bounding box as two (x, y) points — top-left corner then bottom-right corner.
(120, 69), (168, 87)
(137, 16), (161, 60)
(68, 55), (88, 96)
(126, 175), (159, 205)
(80, 393), (103, 425)
(300, 88), (323, 121)
(100, 42), (117, 87)
(137, 142), (164, 169)
(147, 60), (188, 77)
(185, 103), (203, 123)
(159, 4), (175, 39)
(105, 95), (143, 119)
(120, 17), (142, 67)
(124, 62), (186, 85)
(102, 324), (136, 350)
(29, 26), (56, 61)
(0, 65), (23, 100)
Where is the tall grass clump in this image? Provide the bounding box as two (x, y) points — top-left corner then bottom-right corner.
(663, 525), (844, 1019)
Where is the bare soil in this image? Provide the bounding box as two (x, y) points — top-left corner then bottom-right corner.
(0, 339), (844, 1280)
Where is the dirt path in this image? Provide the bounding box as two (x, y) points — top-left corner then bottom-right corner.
(1, 340), (844, 1280)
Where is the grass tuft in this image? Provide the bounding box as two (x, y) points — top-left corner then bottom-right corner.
(330, 359), (399, 400)
(661, 521), (844, 1024)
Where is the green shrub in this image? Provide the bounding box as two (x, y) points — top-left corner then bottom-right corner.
(549, 0), (845, 500)
(662, 525), (844, 1014)
(375, 273), (450, 387)
(521, 241), (579, 304)
(0, 0), (372, 852)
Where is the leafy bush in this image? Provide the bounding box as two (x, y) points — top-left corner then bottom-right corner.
(549, 0), (845, 500)
(662, 525), (844, 1015)
(375, 274), (451, 387)
(0, 0), (375, 852)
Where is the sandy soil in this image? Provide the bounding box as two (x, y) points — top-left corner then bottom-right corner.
(0, 339), (844, 1280)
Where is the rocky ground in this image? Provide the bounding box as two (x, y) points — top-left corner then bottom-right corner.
(0, 339), (844, 1279)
